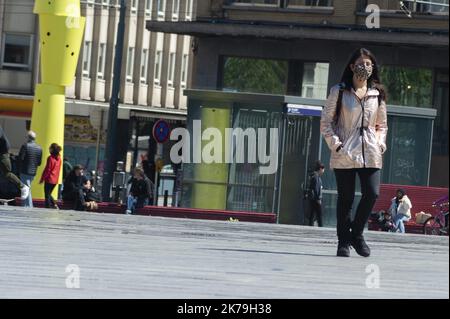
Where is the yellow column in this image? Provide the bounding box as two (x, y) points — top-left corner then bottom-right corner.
(30, 0), (85, 199)
(192, 107), (230, 210)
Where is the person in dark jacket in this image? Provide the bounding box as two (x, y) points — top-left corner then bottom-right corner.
(40, 143), (62, 209)
(62, 165), (88, 211)
(81, 179), (100, 211)
(0, 125), (29, 200)
(18, 131), (43, 207)
(62, 157), (73, 182)
(125, 167), (153, 214)
(307, 160), (325, 227)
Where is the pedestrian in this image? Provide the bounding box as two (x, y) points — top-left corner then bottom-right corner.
(81, 179), (100, 211)
(389, 189), (412, 234)
(320, 48), (388, 257)
(0, 125), (30, 200)
(307, 160), (325, 227)
(18, 131), (43, 207)
(39, 143), (62, 209)
(125, 167), (153, 214)
(62, 165), (88, 211)
(63, 157), (73, 182)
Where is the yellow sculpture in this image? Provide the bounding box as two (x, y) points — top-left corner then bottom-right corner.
(31, 0), (85, 199)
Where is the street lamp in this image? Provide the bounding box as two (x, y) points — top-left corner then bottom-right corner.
(101, 0), (127, 201)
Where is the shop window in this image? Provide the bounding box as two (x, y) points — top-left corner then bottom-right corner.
(222, 57), (288, 94)
(380, 66), (433, 108)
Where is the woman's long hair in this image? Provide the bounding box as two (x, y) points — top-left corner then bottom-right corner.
(340, 48), (387, 101)
(49, 143), (62, 157)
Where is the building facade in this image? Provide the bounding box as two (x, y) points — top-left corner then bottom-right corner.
(0, 0), (195, 199)
(147, 0), (449, 224)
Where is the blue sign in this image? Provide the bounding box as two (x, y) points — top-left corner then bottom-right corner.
(286, 104), (323, 117)
(153, 120), (171, 143)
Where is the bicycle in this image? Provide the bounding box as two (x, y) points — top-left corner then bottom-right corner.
(423, 196), (449, 236)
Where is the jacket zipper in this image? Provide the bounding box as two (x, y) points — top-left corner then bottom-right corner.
(360, 97), (366, 168)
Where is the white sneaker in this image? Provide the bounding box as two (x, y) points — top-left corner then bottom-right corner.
(20, 185), (30, 200)
(125, 210), (132, 215)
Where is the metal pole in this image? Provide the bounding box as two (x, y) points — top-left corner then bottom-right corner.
(102, 0), (127, 201)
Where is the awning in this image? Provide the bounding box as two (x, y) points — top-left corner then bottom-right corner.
(146, 20), (449, 47)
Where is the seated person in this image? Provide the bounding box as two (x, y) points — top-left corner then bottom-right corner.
(82, 179), (100, 211)
(379, 210), (395, 232)
(62, 165), (88, 211)
(126, 167), (153, 215)
(389, 189), (412, 234)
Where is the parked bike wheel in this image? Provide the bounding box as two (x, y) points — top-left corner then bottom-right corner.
(423, 216), (443, 235)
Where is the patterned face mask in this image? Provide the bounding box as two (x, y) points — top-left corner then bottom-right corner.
(353, 63), (373, 81)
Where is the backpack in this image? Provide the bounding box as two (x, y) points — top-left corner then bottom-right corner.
(303, 172), (316, 199)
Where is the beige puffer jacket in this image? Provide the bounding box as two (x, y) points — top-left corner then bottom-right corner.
(320, 84), (388, 169)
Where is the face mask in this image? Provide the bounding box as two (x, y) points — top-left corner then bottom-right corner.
(353, 63), (373, 81)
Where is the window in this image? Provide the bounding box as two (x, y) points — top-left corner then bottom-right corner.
(230, 0), (278, 6)
(181, 54), (189, 87)
(222, 57), (288, 94)
(301, 62), (329, 99)
(229, 0), (333, 8)
(186, 0), (193, 19)
(126, 47), (135, 82)
(158, 0), (166, 17)
(140, 49), (149, 83)
(145, 0), (152, 15)
(97, 43), (106, 79)
(131, 0), (138, 12)
(168, 52), (176, 86)
(154, 50), (163, 84)
(1, 33), (32, 71)
(402, 0), (449, 13)
(289, 0), (332, 7)
(380, 66), (433, 107)
(172, 0), (180, 19)
(82, 41), (92, 77)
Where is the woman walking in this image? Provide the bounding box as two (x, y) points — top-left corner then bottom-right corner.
(40, 143), (62, 209)
(320, 48), (388, 257)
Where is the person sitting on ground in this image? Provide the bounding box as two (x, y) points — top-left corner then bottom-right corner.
(379, 210), (395, 232)
(82, 179), (100, 211)
(0, 125), (29, 200)
(126, 167), (153, 215)
(62, 165), (88, 211)
(389, 189), (412, 234)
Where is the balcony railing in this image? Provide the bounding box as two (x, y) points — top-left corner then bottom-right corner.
(362, 0), (449, 14)
(227, 0), (333, 8)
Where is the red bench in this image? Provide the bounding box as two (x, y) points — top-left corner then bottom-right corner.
(369, 184), (449, 234)
(19, 199), (276, 224)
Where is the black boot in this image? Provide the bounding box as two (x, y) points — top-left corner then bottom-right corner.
(351, 235), (371, 257)
(337, 241), (351, 257)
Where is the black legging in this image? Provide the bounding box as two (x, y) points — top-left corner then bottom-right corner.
(334, 168), (380, 243)
(44, 183), (56, 208)
(308, 199), (323, 227)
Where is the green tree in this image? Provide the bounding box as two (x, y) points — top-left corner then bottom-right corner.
(223, 57), (288, 95)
